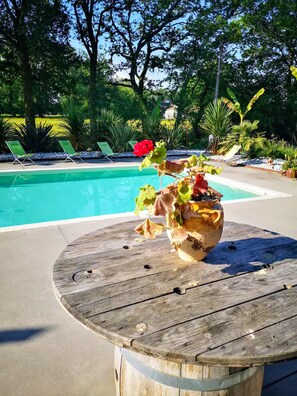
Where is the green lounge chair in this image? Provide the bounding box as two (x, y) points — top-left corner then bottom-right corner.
(5, 141), (36, 166)
(128, 140), (144, 158)
(97, 142), (118, 162)
(128, 140), (138, 150)
(58, 140), (84, 163)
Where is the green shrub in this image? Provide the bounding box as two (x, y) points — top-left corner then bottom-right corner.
(106, 123), (138, 153)
(90, 109), (123, 147)
(200, 99), (233, 153)
(0, 117), (13, 152)
(262, 139), (297, 159)
(17, 123), (56, 153)
(220, 120), (268, 158)
(142, 102), (163, 141)
(160, 125), (186, 150)
(60, 98), (88, 150)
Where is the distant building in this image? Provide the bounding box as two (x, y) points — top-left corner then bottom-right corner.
(164, 104), (178, 120)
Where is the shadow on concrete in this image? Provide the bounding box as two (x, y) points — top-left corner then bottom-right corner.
(204, 235), (297, 275)
(0, 327), (47, 343)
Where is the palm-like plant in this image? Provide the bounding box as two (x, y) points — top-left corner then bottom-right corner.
(161, 125), (185, 150)
(0, 117), (13, 152)
(90, 109), (124, 147)
(200, 99), (233, 153)
(107, 123), (138, 153)
(60, 98), (88, 151)
(17, 123), (56, 153)
(222, 88), (265, 125)
(142, 101), (162, 141)
(220, 120), (268, 158)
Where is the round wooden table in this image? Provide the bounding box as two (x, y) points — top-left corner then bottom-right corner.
(53, 221), (297, 396)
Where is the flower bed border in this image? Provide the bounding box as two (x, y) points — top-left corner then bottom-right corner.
(0, 149), (204, 163)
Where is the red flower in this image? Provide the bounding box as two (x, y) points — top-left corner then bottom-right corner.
(133, 140), (154, 156)
(193, 174), (209, 196)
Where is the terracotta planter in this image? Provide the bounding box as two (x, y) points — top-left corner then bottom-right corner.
(167, 199), (224, 262)
(286, 169), (297, 178)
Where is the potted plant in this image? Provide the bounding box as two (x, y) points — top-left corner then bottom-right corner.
(282, 156), (297, 178)
(133, 140), (224, 262)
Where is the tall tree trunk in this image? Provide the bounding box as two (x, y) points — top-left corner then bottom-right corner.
(19, 50), (36, 131)
(138, 93), (148, 116)
(8, 85), (15, 116)
(131, 78), (148, 116)
(214, 44), (223, 102)
(89, 55), (97, 136)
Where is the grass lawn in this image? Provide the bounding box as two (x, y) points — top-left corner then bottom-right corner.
(4, 116), (66, 136)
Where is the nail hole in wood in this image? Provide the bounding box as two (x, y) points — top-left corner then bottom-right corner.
(123, 245), (129, 249)
(115, 369), (119, 382)
(173, 287), (186, 295)
(228, 245), (237, 250)
(86, 270), (92, 274)
(144, 264), (152, 269)
(135, 323), (148, 333)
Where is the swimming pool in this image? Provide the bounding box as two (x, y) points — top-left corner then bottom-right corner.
(0, 166), (260, 228)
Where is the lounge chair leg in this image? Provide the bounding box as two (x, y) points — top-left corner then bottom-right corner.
(106, 156), (113, 163)
(13, 158), (24, 167)
(65, 156), (76, 163)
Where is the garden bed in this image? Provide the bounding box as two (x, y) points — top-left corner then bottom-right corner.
(0, 149), (204, 162)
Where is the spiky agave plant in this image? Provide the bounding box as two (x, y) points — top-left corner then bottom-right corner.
(60, 98), (88, 151)
(200, 99), (233, 153)
(0, 117), (14, 152)
(17, 123), (56, 153)
(107, 123), (138, 153)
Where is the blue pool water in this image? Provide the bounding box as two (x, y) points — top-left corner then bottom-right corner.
(0, 167), (258, 227)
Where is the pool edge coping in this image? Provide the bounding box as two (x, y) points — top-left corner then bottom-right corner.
(0, 165), (292, 233)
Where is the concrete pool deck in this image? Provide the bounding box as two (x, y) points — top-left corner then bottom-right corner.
(0, 159), (297, 396)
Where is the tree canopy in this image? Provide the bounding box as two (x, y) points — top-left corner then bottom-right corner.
(0, 0), (296, 143)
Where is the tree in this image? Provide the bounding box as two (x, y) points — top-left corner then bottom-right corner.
(73, 0), (112, 136)
(234, 0), (297, 141)
(109, 0), (195, 115)
(0, 47), (23, 115)
(0, 0), (72, 129)
(166, 0), (242, 132)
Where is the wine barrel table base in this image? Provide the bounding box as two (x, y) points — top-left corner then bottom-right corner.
(114, 347), (264, 396)
(53, 221), (297, 396)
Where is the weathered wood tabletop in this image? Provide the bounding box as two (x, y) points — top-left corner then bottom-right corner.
(53, 221), (297, 368)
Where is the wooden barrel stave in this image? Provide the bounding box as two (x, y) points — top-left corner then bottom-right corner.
(114, 347), (264, 396)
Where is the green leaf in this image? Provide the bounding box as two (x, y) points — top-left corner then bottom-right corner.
(139, 156), (151, 170)
(139, 141), (167, 170)
(176, 180), (193, 205)
(134, 184), (156, 214)
(227, 88), (239, 103)
(290, 66), (297, 80)
(149, 141), (167, 164)
(246, 88), (265, 113)
(203, 165), (222, 175)
(185, 155), (198, 168)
